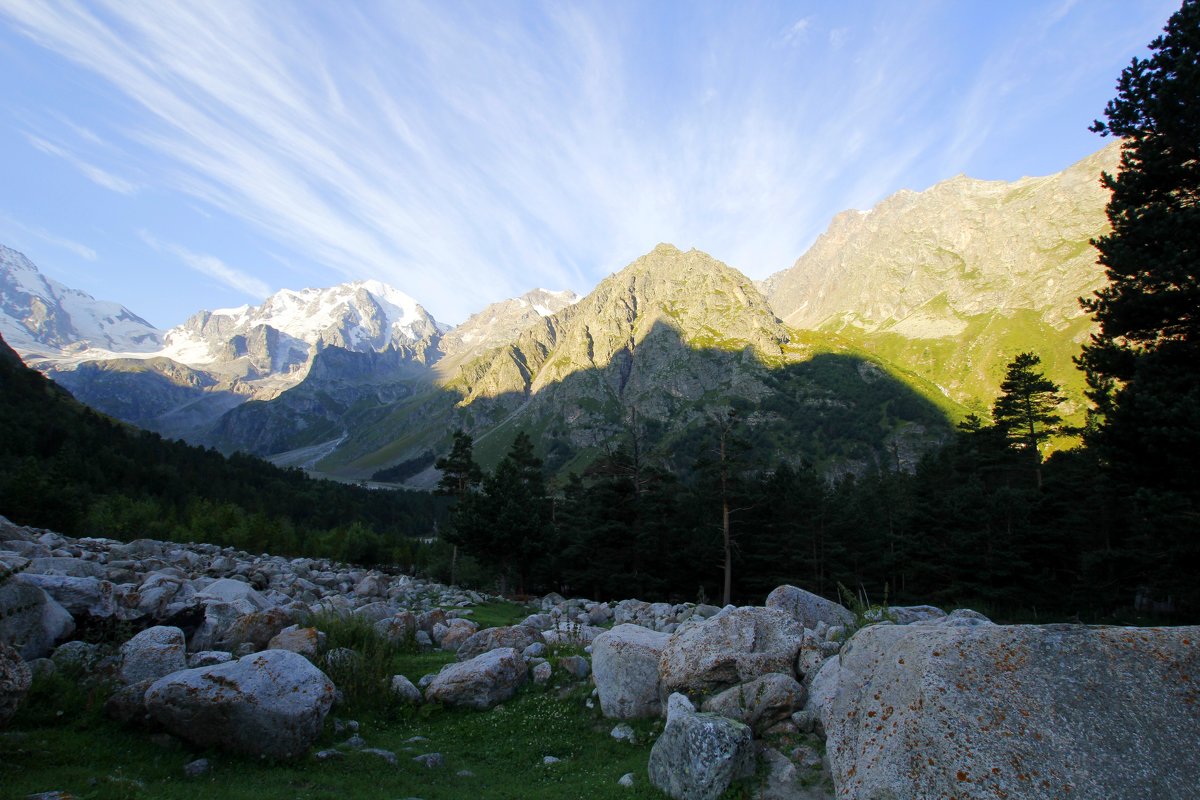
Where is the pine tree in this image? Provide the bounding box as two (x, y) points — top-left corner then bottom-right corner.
(435, 430), (482, 498)
(1079, 0), (1200, 493)
(991, 352), (1064, 489)
(434, 430), (482, 586)
(1077, 0), (1200, 612)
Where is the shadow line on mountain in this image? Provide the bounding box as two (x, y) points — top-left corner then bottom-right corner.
(205, 319), (959, 482)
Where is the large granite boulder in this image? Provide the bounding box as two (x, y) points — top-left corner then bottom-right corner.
(765, 585), (853, 630)
(592, 623), (671, 719)
(700, 672), (805, 735)
(659, 607), (804, 697)
(0, 641), (31, 727)
(195, 578), (270, 611)
(425, 647), (527, 710)
(456, 625), (544, 661)
(145, 649), (334, 759)
(0, 579), (75, 660)
(18, 574), (117, 619)
(648, 692), (755, 800)
(118, 626), (187, 685)
(824, 622), (1200, 800)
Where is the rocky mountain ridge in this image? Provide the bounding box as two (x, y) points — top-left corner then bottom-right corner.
(1, 141), (1119, 478)
(763, 142), (1119, 414)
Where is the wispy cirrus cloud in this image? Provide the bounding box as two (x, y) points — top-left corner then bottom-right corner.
(0, 1), (1179, 323)
(23, 132), (137, 194)
(0, 211), (97, 260)
(138, 230), (270, 299)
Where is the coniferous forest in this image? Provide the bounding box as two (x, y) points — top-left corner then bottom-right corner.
(1, 1), (1197, 625)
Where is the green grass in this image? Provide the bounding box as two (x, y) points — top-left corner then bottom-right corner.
(2, 658), (665, 800)
(0, 599), (667, 800)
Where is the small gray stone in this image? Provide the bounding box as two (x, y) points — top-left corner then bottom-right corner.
(557, 654), (590, 679)
(618, 772), (635, 788)
(542, 755), (561, 764)
(414, 752), (445, 769)
(183, 758), (210, 778)
(532, 661), (552, 684)
(362, 747), (398, 766)
(610, 723), (636, 743)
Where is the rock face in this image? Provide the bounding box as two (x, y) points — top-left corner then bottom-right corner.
(424, 647), (527, 710)
(144, 649), (335, 759)
(648, 693), (755, 800)
(763, 143), (1119, 419)
(823, 623), (1200, 800)
(0, 641), (31, 727)
(659, 607), (805, 697)
(0, 579), (75, 660)
(118, 626), (187, 685)
(592, 623), (671, 719)
(701, 673), (805, 736)
(765, 585), (853, 630)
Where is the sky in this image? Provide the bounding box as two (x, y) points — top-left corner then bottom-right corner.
(0, 0), (1181, 328)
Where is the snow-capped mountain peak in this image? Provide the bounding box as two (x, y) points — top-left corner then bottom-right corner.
(0, 244), (163, 357)
(159, 278), (444, 370)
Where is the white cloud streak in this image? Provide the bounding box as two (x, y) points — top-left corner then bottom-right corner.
(0, 212), (97, 260)
(23, 131), (137, 194)
(139, 230), (270, 299)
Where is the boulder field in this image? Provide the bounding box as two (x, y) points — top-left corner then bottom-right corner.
(3, 515), (1198, 799)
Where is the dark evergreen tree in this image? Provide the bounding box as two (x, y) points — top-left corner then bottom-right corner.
(1079, 0), (1200, 611)
(435, 429), (483, 586)
(435, 430), (483, 497)
(447, 431), (555, 595)
(991, 352), (1064, 489)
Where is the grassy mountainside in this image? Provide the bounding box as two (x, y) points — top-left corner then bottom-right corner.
(764, 143), (1119, 425)
(217, 245), (959, 482)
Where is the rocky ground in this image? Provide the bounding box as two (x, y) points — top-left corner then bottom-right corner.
(2, 515), (1198, 799)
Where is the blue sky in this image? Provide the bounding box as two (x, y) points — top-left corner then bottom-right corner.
(0, 1), (1179, 328)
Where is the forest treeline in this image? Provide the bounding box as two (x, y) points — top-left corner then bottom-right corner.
(0, 338), (447, 564)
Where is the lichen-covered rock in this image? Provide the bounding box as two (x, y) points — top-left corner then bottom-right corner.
(118, 625), (187, 685)
(701, 673), (805, 736)
(765, 585), (853, 630)
(0, 641), (32, 727)
(592, 623), (671, 719)
(648, 693), (755, 800)
(455, 625), (544, 661)
(425, 647), (527, 710)
(824, 623), (1200, 800)
(145, 649), (335, 759)
(268, 625), (323, 657)
(438, 618), (478, 652)
(390, 673), (422, 704)
(659, 607), (804, 698)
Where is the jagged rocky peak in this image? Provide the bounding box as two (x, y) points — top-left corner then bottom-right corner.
(548, 243), (788, 367)
(763, 141), (1121, 334)
(438, 287), (579, 361)
(0, 244), (163, 357)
